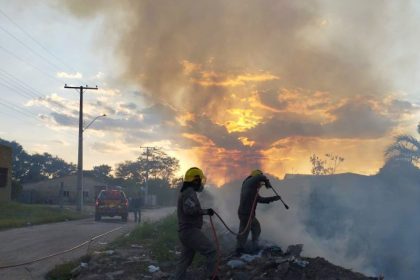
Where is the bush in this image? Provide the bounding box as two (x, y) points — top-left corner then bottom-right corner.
(111, 212), (179, 261)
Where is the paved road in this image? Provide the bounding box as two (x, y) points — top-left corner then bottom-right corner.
(0, 207), (175, 280)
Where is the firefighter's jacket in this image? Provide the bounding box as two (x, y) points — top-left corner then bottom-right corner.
(238, 174), (277, 216)
(177, 187), (204, 231)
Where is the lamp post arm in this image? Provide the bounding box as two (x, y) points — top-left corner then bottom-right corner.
(83, 114), (106, 131)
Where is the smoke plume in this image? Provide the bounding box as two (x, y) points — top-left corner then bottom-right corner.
(204, 165), (420, 279)
(57, 2), (420, 278)
(58, 0), (420, 182)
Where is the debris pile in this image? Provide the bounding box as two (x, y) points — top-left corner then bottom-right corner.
(69, 242), (380, 280)
(216, 243), (378, 280)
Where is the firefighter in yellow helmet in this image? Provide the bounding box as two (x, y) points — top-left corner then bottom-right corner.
(174, 167), (218, 280)
(236, 169), (280, 255)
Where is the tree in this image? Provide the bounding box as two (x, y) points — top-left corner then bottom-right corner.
(115, 149), (180, 185)
(92, 164), (112, 179)
(310, 153), (344, 175)
(28, 153), (76, 181)
(0, 139), (31, 181)
(385, 125), (419, 167)
(379, 125), (420, 183)
(147, 149), (180, 181)
(115, 149), (180, 206)
(11, 180), (22, 200)
(115, 160), (144, 183)
(0, 138), (76, 183)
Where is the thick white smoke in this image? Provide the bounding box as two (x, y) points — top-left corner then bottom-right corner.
(204, 165), (420, 279)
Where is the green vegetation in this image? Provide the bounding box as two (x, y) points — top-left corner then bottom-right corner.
(45, 255), (90, 280)
(111, 212), (179, 261)
(45, 259), (79, 280)
(0, 202), (87, 230)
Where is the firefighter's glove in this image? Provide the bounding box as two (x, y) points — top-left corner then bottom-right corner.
(203, 208), (215, 216)
(264, 179), (273, 189)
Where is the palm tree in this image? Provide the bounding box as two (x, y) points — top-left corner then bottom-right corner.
(385, 123), (420, 167)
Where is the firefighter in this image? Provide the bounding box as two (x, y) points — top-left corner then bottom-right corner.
(174, 167), (218, 280)
(236, 169), (280, 255)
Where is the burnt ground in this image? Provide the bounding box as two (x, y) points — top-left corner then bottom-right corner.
(70, 242), (381, 280)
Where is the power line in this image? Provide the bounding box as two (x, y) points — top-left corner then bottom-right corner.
(0, 25), (63, 73)
(0, 108), (28, 122)
(0, 79), (39, 102)
(0, 101), (34, 123)
(0, 8), (77, 73)
(0, 44), (61, 83)
(0, 83), (46, 126)
(0, 75), (39, 100)
(0, 98), (38, 120)
(0, 69), (44, 98)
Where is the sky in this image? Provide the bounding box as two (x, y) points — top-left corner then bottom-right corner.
(0, 0), (419, 185)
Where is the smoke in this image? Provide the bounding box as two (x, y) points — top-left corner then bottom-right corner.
(202, 164), (420, 279)
(56, 0), (420, 181)
(53, 2), (420, 277)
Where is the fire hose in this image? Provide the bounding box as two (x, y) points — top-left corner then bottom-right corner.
(0, 226), (123, 269)
(209, 191), (259, 280)
(209, 186), (289, 279)
(213, 186), (289, 237)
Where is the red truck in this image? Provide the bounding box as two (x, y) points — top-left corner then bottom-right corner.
(95, 189), (128, 222)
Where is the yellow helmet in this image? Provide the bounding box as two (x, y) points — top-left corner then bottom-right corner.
(250, 169), (263, 177)
(184, 167), (207, 184)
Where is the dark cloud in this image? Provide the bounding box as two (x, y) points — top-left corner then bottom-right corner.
(183, 115), (244, 150)
(89, 142), (115, 153)
(140, 103), (176, 125)
(50, 112), (77, 126)
(40, 96), (70, 112)
(388, 99), (418, 114)
(247, 114), (324, 147)
(325, 100), (394, 139)
(119, 102), (137, 110)
(94, 100), (116, 115)
(247, 99), (396, 146)
(259, 89), (289, 111)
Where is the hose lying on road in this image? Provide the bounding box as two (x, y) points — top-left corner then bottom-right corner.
(0, 226), (123, 269)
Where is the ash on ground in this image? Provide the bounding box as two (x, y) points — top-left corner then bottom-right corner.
(70, 241), (382, 280)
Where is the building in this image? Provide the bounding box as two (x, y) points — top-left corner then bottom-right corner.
(0, 144), (12, 202)
(21, 174), (108, 205)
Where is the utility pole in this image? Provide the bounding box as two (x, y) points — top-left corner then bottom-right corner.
(140, 146), (158, 206)
(64, 84), (98, 211)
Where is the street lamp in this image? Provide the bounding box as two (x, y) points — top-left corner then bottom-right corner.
(77, 113), (106, 212)
(84, 114), (107, 131)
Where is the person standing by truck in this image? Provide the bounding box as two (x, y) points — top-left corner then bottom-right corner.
(131, 192), (142, 223)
